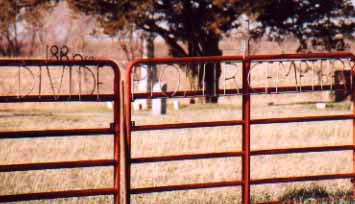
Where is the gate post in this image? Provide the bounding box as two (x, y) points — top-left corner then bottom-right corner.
(242, 59), (251, 204)
(352, 56), (355, 199)
(125, 62), (134, 204)
(113, 77), (121, 204)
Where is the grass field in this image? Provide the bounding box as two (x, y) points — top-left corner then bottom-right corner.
(0, 91), (354, 203)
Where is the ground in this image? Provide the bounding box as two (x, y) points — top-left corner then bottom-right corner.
(0, 91), (354, 203)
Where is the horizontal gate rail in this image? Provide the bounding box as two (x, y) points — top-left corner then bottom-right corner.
(0, 59), (121, 204)
(131, 120), (244, 131)
(251, 173), (355, 185)
(125, 52), (355, 204)
(0, 128), (114, 139)
(0, 188), (117, 203)
(131, 114), (354, 131)
(129, 172), (355, 195)
(131, 180), (244, 194)
(0, 94), (115, 103)
(252, 114), (355, 124)
(131, 151), (245, 163)
(251, 145), (355, 155)
(0, 159), (116, 172)
(133, 84), (347, 99)
(131, 145), (355, 164)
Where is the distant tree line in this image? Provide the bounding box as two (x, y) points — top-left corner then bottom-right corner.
(1, 0), (354, 102)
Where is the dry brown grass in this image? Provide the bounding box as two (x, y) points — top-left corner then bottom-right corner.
(0, 91), (354, 203)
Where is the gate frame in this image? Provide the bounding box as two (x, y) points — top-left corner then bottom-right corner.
(125, 52), (355, 204)
(0, 59), (121, 204)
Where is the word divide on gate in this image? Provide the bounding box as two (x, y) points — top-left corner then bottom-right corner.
(125, 52), (355, 204)
(0, 58), (121, 203)
(0, 46), (116, 103)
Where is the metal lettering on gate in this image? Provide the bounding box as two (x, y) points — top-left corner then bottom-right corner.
(0, 59), (121, 204)
(124, 52), (355, 204)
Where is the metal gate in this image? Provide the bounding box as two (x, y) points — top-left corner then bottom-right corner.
(0, 59), (121, 203)
(124, 53), (355, 204)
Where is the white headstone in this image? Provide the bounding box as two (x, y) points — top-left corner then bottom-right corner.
(106, 102), (113, 109)
(316, 103), (326, 109)
(173, 100), (180, 111)
(152, 82), (167, 115)
(133, 65), (148, 110)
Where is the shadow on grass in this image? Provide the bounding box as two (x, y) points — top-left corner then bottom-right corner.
(274, 185), (353, 204)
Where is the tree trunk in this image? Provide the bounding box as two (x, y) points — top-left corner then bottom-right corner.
(200, 36), (222, 103)
(204, 61), (221, 103)
(167, 33), (222, 103)
(186, 68), (198, 104)
(145, 33), (157, 108)
(187, 40), (200, 104)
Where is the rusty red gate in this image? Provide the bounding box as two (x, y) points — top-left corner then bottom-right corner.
(0, 59), (121, 203)
(124, 52), (355, 204)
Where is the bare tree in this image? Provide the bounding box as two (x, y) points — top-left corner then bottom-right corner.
(0, 0), (54, 57)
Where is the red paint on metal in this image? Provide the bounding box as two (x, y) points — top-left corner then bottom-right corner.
(132, 120), (244, 131)
(242, 59), (251, 204)
(251, 173), (355, 185)
(251, 114), (355, 124)
(124, 52), (355, 204)
(131, 151), (244, 163)
(113, 63), (121, 204)
(124, 60), (133, 204)
(0, 128), (114, 139)
(131, 180), (244, 194)
(0, 94), (115, 103)
(0, 188), (117, 203)
(132, 85), (348, 100)
(352, 57), (355, 199)
(0, 59), (121, 203)
(251, 145), (355, 156)
(0, 159), (115, 172)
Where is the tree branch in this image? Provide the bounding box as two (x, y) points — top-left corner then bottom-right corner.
(143, 21), (187, 57)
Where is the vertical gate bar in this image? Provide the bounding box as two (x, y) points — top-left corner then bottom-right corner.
(120, 81), (127, 204)
(113, 67), (121, 204)
(352, 56), (355, 199)
(242, 59), (251, 204)
(125, 62), (134, 204)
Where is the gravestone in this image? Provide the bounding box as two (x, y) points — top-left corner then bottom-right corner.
(152, 82), (167, 115)
(133, 65), (148, 110)
(173, 100), (180, 111)
(106, 102), (113, 109)
(316, 103), (326, 109)
(334, 70), (351, 102)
